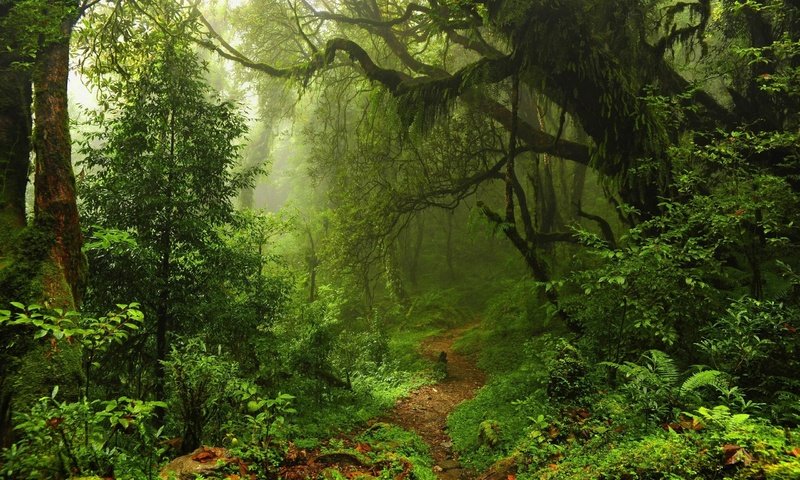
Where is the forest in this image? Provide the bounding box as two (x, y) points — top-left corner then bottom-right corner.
(1, 0), (800, 478)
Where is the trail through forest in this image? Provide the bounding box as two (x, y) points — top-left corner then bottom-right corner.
(162, 326), (487, 480)
(379, 325), (486, 479)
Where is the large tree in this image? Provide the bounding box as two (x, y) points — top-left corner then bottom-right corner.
(0, 0), (92, 447)
(187, 0), (799, 305)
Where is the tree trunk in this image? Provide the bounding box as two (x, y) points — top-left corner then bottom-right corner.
(0, 43), (34, 308)
(0, 63), (31, 237)
(154, 227), (172, 413)
(408, 215), (424, 285)
(445, 210), (455, 280)
(32, 16), (85, 308)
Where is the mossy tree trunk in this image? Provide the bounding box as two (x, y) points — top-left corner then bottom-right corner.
(0, 1), (33, 448)
(32, 8), (85, 309)
(0, 58), (31, 450)
(0, 0), (87, 447)
(0, 65), (30, 237)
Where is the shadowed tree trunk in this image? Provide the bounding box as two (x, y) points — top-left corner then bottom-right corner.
(1, 0), (86, 448)
(0, 51), (31, 450)
(0, 65), (30, 235)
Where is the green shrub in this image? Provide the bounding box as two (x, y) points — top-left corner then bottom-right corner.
(0, 389), (165, 479)
(162, 337), (239, 453)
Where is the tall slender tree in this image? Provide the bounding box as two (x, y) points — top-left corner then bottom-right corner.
(81, 39), (252, 402)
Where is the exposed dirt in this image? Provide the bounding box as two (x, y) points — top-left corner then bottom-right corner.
(378, 325), (486, 479)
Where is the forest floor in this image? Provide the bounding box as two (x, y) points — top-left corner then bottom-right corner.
(162, 326), (486, 480)
(377, 324), (486, 480)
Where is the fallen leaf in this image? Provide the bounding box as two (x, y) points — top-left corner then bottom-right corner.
(192, 447), (226, 463)
(46, 417), (64, 429)
(355, 442), (372, 453)
(723, 444), (752, 466)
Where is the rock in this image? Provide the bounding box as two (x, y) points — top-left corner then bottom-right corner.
(159, 446), (235, 480)
(441, 440), (453, 449)
(477, 455), (518, 480)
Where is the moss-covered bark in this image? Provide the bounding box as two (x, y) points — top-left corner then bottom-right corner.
(1, 0), (86, 447)
(32, 10), (86, 309)
(0, 64), (30, 238)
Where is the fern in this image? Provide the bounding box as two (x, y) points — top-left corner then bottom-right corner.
(601, 350), (680, 421)
(643, 350), (679, 386)
(601, 350), (679, 388)
(680, 369), (728, 398)
(693, 405), (751, 430)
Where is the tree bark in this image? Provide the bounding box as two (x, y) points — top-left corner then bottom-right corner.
(0, 63), (31, 235)
(32, 13), (85, 308)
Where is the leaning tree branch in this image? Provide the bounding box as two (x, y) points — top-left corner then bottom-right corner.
(575, 201), (618, 249)
(464, 92), (592, 166)
(194, 10), (594, 168)
(395, 156), (506, 212)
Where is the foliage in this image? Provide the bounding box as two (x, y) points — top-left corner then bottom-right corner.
(0, 301), (143, 401)
(225, 386), (296, 472)
(562, 226), (722, 359)
(545, 339), (591, 403)
(697, 297), (800, 417)
(0, 388), (165, 479)
(77, 34), (266, 402)
(162, 338), (239, 453)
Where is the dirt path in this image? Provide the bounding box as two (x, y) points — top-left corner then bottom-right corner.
(379, 325), (486, 480)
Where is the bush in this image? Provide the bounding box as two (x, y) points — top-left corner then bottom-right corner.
(0, 389), (164, 479)
(163, 338), (239, 453)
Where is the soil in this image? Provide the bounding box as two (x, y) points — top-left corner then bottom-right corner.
(378, 325), (486, 480)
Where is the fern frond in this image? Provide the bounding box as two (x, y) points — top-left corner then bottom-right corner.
(643, 350), (679, 386)
(680, 369), (728, 397)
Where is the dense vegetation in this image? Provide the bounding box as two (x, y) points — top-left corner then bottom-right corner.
(1, 0), (799, 478)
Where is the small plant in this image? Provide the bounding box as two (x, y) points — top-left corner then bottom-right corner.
(545, 339), (590, 403)
(0, 301), (144, 399)
(603, 350), (753, 422)
(162, 338), (239, 453)
(226, 389), (296, 472)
